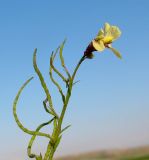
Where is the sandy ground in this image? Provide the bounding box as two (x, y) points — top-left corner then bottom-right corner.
(55, 146), (149, 160)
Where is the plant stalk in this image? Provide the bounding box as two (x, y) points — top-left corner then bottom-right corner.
(44, 55), (86, 160)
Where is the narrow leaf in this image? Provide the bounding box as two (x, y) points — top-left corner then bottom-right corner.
(61, 125), (71, 134)
(59, 39), (71, 79)
(33, 48), (59, 118)
(59, 39), (66, 66)
(13, 77), (51, 138)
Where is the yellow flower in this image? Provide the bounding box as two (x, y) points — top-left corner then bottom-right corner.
(92, 23), (122, 59)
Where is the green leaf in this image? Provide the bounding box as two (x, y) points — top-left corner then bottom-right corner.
(33, 48), (58, 118)
(59, 39), (71, 79)
(27, 118), (54, 158)
(59, 39), (66, 66)
(61, 125), (71, 134)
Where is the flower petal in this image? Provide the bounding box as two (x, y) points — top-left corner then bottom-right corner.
(109, 47), (122, 59)
(110, 26), (121, 40)
(96, 29), (104, 39)
(92, 40), (105, 52)
(103, 36), (113, 44)
(98, 29), (104, 36)
(104, 23), (111, 34)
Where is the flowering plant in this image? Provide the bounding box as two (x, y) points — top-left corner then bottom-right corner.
(13, 23), (122, 160)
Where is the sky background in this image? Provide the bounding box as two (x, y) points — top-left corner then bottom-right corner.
(0, 0), (149, 159)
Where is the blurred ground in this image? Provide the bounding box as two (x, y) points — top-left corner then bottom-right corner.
(55, 146), (149, 160)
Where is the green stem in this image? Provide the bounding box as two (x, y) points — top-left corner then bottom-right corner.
(44, 143), (54, 160)
(43, 55), (86, 160)
(72, 55), (86, 80)
(59, 55), (86, 127)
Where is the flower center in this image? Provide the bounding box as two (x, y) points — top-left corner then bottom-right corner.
(103, 36), (113, 44)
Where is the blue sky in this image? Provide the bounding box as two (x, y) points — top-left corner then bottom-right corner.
(0, 0), (149, 159)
